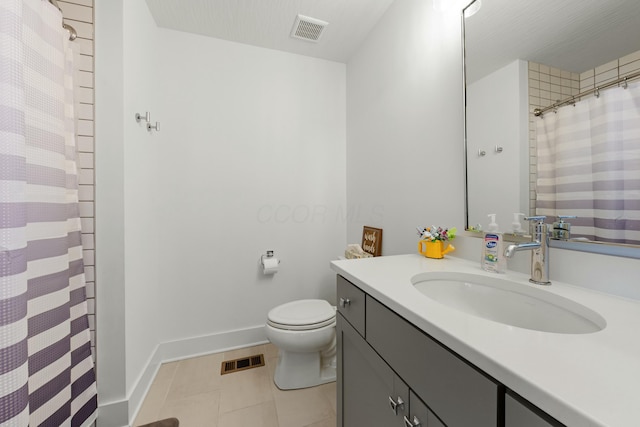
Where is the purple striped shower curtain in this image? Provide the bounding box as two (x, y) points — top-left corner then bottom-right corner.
(0, 0), (98, 426)
(536, 80), (640, 245)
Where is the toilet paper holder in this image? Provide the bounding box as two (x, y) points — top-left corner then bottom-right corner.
(260, 250), (280, 271)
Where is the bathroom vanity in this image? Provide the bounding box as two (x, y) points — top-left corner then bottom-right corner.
(331, 255), (640, 427)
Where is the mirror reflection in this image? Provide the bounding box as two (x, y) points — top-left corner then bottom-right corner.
(464, 0), (640, 247)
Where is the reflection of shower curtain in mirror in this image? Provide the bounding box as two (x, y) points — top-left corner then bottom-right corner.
(536, 80), (640, 245)
(0, 0), (97, 425)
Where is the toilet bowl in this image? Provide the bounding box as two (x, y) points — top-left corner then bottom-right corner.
(265, 299), (337, 390)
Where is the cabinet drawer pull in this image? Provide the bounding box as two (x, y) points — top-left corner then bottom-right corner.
(339, 297), (351, 308)
(403, 415), (421, 427)
(388, 396), (404, 415)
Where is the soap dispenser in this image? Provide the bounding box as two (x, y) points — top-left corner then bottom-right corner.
(481, 214), (506, 273)
(487, 214), (499, 232)
(511, 213), (526, 234)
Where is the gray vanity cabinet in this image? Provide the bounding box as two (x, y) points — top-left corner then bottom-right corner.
(408, 391), (446, 427)
(336, 275), (366, 336)
(337, 313), (409, 426)
(366, 296), (500, 427)
(505, 393), (563, 427)
(336, 276), (484, 427)
(337, 313), (443, 427)
(337, 274), (565, 427)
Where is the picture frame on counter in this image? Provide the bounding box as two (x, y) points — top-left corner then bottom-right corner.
(362, 226), (383, 257)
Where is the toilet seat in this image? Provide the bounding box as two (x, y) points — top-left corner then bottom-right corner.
(267, 299), (336, 331)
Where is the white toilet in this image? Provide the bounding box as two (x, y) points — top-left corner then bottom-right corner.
(265, 299), (337, 390)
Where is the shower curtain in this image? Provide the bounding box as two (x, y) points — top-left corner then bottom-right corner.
(536, 79), (640, 245)
(0, 0), (97, 426)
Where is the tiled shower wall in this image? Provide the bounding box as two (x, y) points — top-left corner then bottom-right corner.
(579, 50), (640, 94)
(527, 63), (580, 215)
(59, 0), (96, 357)
(527, 48), (640, 215)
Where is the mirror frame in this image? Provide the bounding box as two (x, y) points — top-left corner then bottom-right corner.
(461, 2), (640, 260)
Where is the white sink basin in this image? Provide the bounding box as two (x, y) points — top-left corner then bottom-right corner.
(412, 272), (606, 334)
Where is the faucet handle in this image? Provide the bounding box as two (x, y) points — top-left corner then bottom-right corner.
(525, 216), (549, 240)
(553, 215), (577, 240)
(524, 216), (547, 228)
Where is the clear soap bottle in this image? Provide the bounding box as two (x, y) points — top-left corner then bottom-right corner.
(481, 214), (506, 273)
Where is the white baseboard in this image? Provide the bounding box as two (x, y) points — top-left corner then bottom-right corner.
(116, 325), (268, 426)
(161, 324), (267, 363)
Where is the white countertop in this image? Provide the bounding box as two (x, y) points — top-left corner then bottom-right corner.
(330, 254), (640, 427)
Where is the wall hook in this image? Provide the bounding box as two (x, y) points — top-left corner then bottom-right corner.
(495, 145), (504, 154)
(147, 122), (160, 132)
(478, 149), (486, 157)
(135, 112), (150, 123)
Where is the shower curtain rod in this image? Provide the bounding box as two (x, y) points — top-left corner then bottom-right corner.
(534, 69), (640, 117)
(47, 0), (77, 41)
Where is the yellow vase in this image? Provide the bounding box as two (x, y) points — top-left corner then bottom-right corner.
(418, 239), (455, 259)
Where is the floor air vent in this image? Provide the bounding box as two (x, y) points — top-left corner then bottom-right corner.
(220, 354), (265, 375)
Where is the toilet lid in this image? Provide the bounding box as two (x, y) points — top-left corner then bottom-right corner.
(267, 299), (335, 330)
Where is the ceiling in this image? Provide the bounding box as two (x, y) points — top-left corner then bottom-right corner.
(144, 0), (640, 78)
(144, 0), (396, 63)
(465, 0), (640, 83)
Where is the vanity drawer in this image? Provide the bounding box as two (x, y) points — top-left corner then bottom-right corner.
(366, 296), (500, 427)
(337, 275), (366, 337)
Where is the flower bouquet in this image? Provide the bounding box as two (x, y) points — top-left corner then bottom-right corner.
(416, 225), (457, 259)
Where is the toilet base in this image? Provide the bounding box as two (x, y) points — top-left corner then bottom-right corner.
(273, 350), (336, 390)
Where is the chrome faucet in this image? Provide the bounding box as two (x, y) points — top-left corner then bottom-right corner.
(504, 216), (551, 285)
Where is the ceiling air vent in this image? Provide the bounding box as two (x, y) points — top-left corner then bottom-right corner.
(290, 15), (329, 42)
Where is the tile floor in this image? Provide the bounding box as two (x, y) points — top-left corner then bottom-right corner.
(133, 343), (337, 427)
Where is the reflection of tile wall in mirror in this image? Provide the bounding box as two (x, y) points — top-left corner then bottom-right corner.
(527, 62), (579, 217)
(527, 48), (640, 219)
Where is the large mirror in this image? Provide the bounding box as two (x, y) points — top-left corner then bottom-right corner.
(463, 0), (640, 257)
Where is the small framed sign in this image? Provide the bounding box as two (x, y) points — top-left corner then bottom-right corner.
(362, 226), (383, 257)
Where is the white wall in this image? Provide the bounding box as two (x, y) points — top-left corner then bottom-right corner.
(94, 0), (128, 425)
(122, 0), (163, 405)
(96, 0), (163, 424)
(153, 28), (347, 342)
(96, 1), (346, 424)
(467, 59), (529, 229)
(347, 0), (466, 254)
